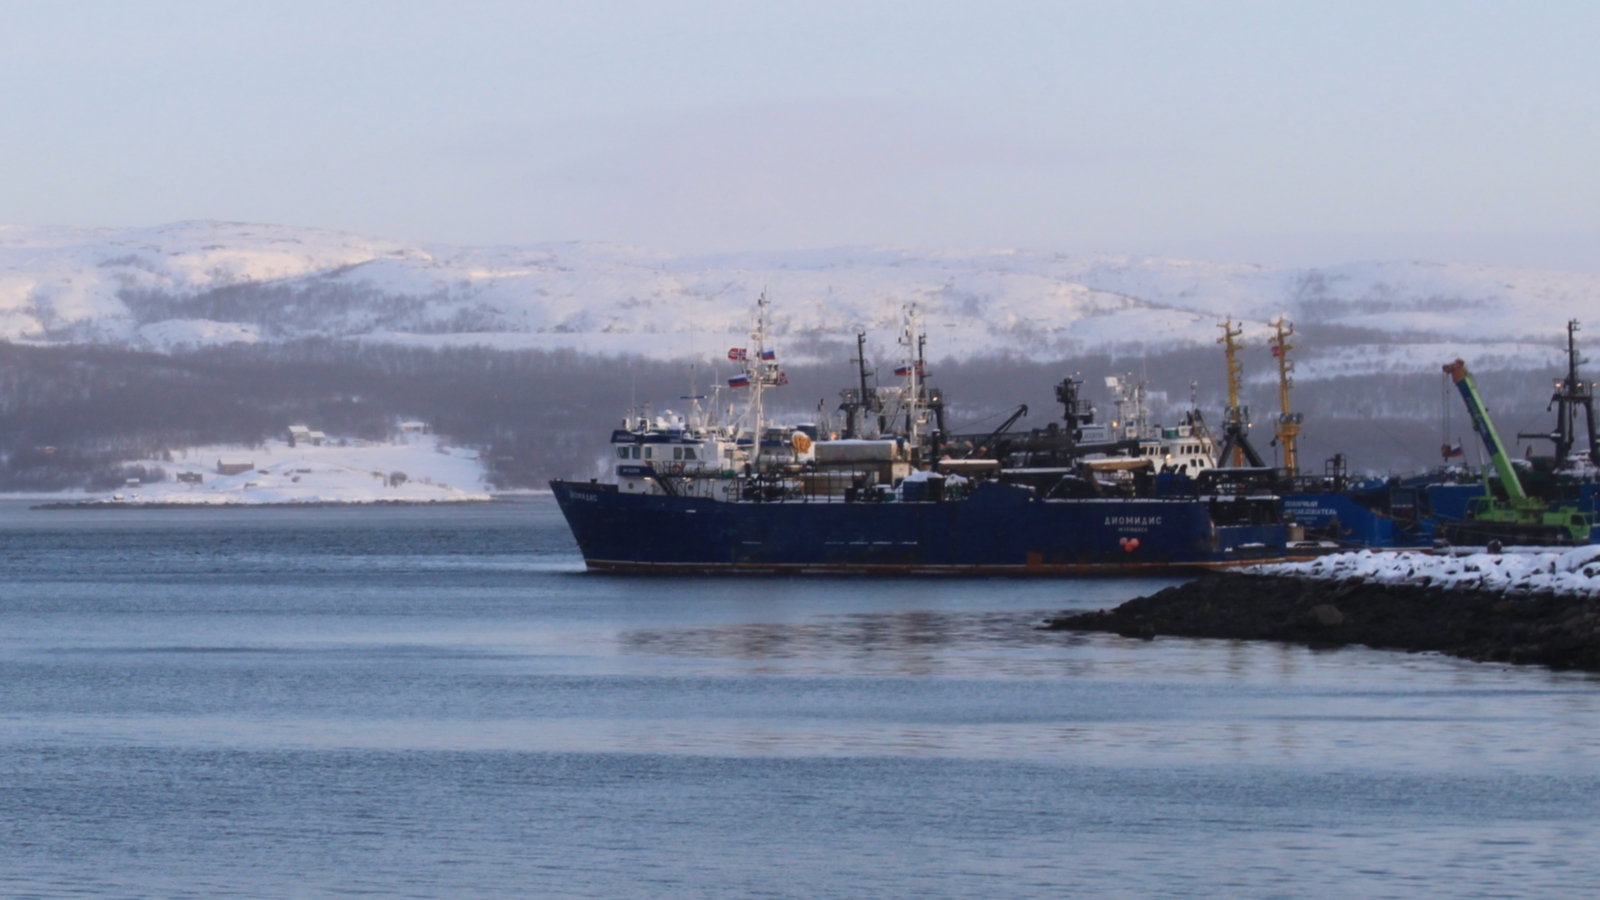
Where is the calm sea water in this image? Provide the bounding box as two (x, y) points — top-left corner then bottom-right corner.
(2, 497), (1598, 899)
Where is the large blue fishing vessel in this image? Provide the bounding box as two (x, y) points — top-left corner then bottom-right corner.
(550, 297), (1288, 574)
(550, 479), (1283, 574)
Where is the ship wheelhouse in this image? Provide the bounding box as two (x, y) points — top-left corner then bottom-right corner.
(1149, 422), (1218, 476)
(607, 409), (761, 498)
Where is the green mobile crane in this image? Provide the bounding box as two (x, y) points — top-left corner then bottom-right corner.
(1442, 358), (1592, 545)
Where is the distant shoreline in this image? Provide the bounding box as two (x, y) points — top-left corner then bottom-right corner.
(28, 496), (532, 510)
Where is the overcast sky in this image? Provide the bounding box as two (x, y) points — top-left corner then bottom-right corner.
(3, 1), (1599, 268)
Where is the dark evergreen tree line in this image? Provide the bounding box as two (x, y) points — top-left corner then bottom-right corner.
(0, 339), (1568, 490)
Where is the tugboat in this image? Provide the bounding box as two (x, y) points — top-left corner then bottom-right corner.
(550, 296), (1288, 574)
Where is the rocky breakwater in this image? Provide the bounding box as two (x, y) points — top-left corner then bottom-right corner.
(1047, 547), (1600, 672)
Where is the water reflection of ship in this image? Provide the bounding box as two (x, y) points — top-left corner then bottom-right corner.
(550, 297), (1287, 574)
(621, 609), (1080, 677)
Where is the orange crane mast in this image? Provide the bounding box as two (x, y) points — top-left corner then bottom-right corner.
(1269, 317), (1302, 476)
(1217, 318), (1247, 467)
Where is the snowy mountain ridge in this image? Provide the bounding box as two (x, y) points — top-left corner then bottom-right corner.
(2, 220), (1593, 380)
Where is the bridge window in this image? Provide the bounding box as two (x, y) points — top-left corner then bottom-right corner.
(684, 448), (697, 460)
(673, 447), (683, 460)
(616, 447), (629, 459)
(631, 446), (641, 459)
(644, 447), (653, 460)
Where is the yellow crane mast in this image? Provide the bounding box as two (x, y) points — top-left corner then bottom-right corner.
(1269, 316), (1302, 476)
(1217, 318), (1247, 467)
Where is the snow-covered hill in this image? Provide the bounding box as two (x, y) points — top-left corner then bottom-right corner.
(2, 221), (1593, 379)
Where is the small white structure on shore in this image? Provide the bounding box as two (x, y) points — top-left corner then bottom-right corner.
(289, 426), (327, 447)
(83, 433), (490, 506)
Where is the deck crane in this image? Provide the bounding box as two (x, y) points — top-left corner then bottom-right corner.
(969, 405), (1029, 459)
(1442, 358), (1591, 545)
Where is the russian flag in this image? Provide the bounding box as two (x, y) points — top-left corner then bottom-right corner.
(1443, 442), (1465, 459)
(728, 374), (750, 388)
(894, 363), (925, 377)
(760, 349), (776, 361)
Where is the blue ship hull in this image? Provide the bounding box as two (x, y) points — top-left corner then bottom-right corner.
(551, 480), (1287, 574)
(1282, 490), (1433, 549)
(1285, 481), (1600, 548)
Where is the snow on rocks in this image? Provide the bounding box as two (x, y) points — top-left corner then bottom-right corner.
(1253, 547), (1600, 598)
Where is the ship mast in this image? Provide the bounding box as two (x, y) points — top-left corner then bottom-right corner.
(1215, 317), (1267, 469)
(919, 329), (945, 459)
(1269, 316), (1302, 476)
(1570, 320), (1600, 467)
(851, 332), (870, 438)
(1518, 319), (1600, 467)
(736, 290), (790, 470)
(748, 292), (769, 469)
(900, 304), (921, 448)
(1219, 318), (1247, 467)
(838, 331), (878, 439)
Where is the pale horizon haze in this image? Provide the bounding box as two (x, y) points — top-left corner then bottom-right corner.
(4, 1), (1600, 270)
